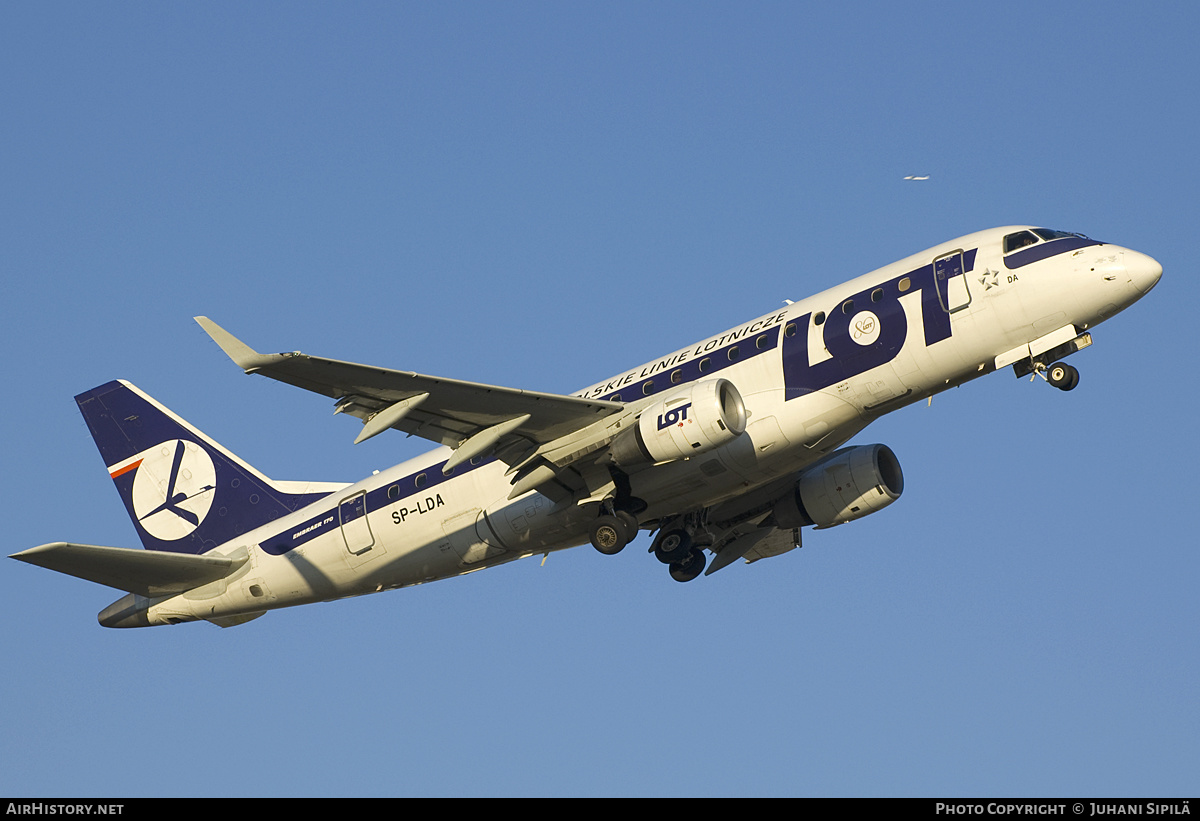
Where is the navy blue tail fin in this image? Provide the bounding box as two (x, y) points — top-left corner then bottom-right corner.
(76, 380), (339, 554)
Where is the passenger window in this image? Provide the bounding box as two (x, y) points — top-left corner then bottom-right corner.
(728, 346), (740, 361)
(871, 288), (883, 303)
(670, 369), (682, 384)
(813, 312), (825, 326)
(785, 323), (797, 337)
(756, 334), (769, 349)
(898, 277), (911, 292)
(642, 381), (654, 396)
(841, 300), (854, 314)
(699, 357), (712, 372)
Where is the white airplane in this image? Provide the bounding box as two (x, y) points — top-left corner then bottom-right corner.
(12, 226), (1161, 628)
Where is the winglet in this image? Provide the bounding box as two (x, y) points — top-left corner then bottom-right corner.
(194, 316), (291, 373)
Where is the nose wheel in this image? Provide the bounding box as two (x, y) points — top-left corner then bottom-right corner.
(1046, 362), (1079, 391)
(1042, 361), (1080, 391)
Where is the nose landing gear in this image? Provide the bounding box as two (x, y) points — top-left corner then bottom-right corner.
(1012, 332), (1091, 392)
(1031, 360), (1080, 391)
(1045, 362), (1080, 391)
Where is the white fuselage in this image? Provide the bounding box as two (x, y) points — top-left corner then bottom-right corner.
(142, 227), (1161, 626)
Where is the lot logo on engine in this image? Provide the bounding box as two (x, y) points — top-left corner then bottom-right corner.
(657, 402), (692, 429)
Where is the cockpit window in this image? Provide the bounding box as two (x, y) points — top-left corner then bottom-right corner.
(1032, 228), (1085, 241)
(1004, 231), (1039, 254)
(1002, 228), (1100, 270)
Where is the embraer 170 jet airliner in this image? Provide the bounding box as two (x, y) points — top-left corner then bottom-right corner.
(13, 226), (1161, 628)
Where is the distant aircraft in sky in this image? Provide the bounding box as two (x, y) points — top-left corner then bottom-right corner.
(13, 226), (1161, 628)
(904, 175), (930, 180)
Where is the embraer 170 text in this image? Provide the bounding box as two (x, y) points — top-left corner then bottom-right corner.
(13, 226), (1161, 628)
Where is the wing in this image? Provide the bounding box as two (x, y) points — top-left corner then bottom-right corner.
(195, 317), (631, 502)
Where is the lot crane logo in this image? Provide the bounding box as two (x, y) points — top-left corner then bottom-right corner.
(116, 439), (217, 540)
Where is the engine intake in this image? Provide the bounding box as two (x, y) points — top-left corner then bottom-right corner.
(773, 444), (904, 529)
(611, 378), (747, 467)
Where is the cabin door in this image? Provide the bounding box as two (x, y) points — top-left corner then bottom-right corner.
(339, 491), (375, 556)
(933, 250), (971, 313)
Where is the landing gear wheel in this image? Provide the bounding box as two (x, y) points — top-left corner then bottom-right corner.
(653, 528), (692, 564)
(590, 515), (630, 555)
(615, 510), (639, 540)
(669, 548), (706, 583)
(1047, 362), (1080, 391)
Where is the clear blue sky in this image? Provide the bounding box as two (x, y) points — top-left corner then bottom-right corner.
(3, 1), (1196, 797)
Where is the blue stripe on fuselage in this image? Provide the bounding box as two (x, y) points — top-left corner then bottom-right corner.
(588, 325), (784, 403)
(259, 454), (495, 555)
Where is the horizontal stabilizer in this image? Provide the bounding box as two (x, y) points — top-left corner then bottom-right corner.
(10, 542), (247, 597)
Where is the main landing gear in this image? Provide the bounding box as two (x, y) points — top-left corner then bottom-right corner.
(589, 509), (709, 583)
(589, 510), (639, 555)
(651, 525), (707, 583)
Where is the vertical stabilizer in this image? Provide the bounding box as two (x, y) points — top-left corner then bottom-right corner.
(76, 380), (337, 554)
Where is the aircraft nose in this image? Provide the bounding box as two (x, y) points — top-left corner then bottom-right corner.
(1124, 249), (1163, 295)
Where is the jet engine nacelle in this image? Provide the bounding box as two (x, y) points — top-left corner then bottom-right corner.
(611, 378), (748, 467)
(773, 444), (904, 529)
